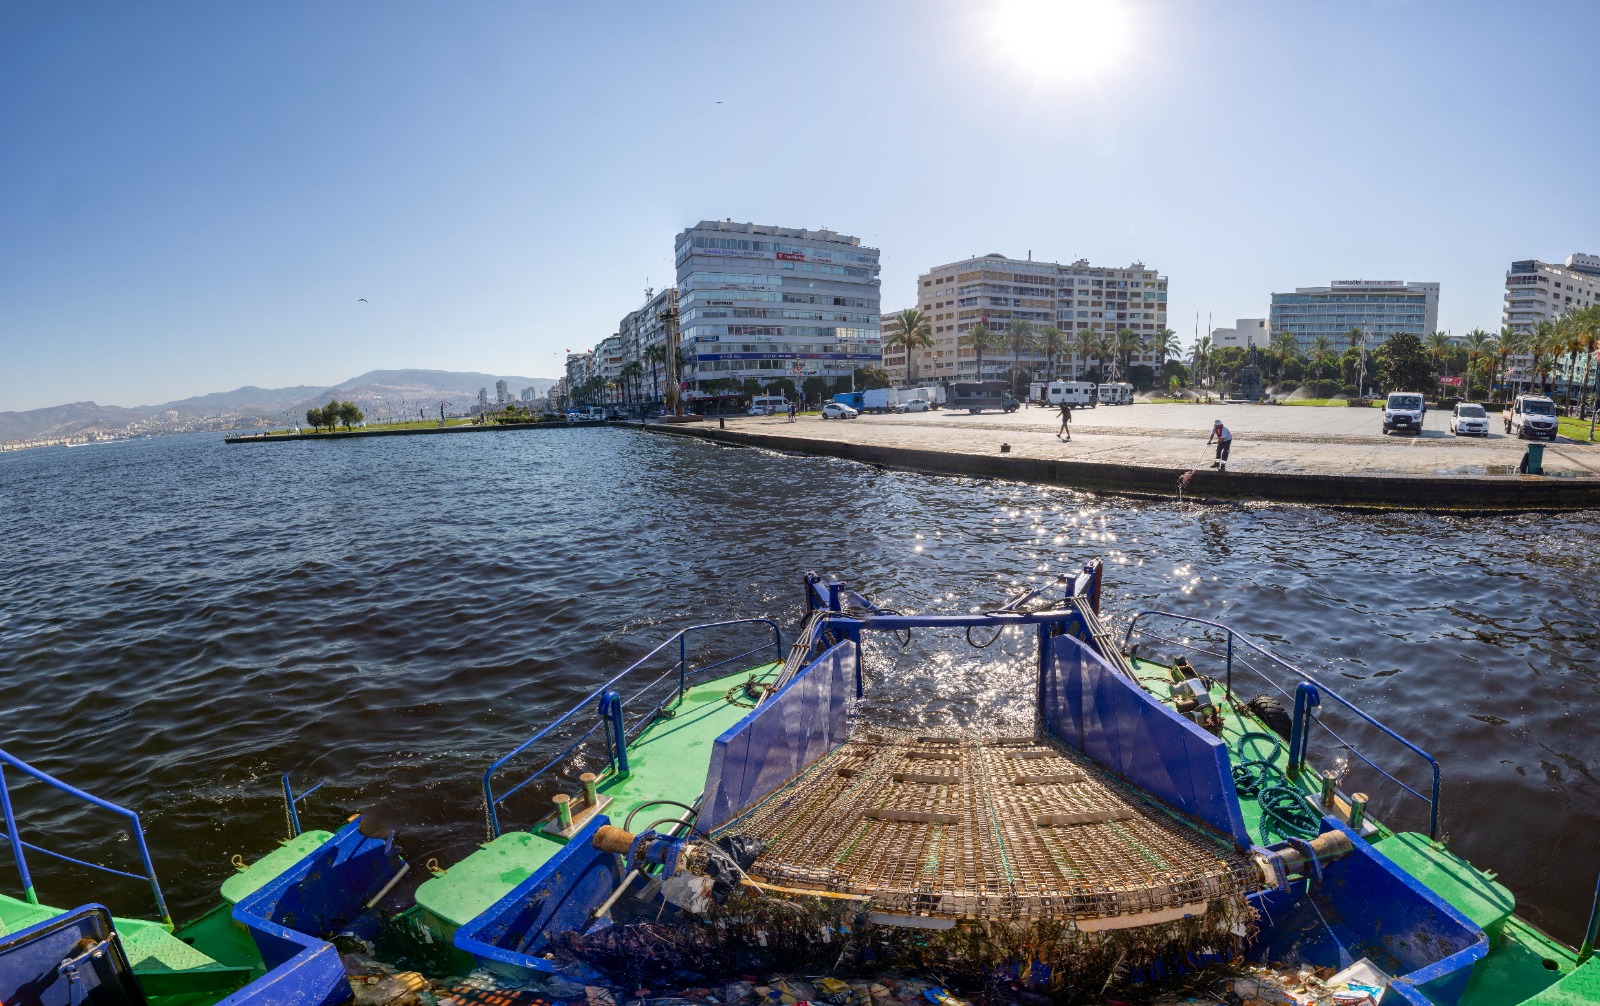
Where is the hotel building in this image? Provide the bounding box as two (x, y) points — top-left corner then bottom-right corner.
(1503, 254), (1600, 392)
(1268, 281), (1439, 353)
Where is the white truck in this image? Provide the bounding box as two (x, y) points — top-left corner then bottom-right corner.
(862, 388), (896, 413)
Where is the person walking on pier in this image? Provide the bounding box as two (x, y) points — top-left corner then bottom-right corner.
(1057, 402), (1073, 441)
(1208, 419), (1232, 469)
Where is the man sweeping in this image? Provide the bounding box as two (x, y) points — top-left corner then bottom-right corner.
(1207, 419), (1233, 470)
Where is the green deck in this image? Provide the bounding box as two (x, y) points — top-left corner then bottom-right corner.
(413, 661), (782, 934)
(0, 829), (341, 1005)
(1128, 656), (1589, 1006)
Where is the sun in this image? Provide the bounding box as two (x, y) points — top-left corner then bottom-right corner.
(985, 0), (1133, 83)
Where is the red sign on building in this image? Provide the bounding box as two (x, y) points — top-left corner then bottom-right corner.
(776, 252), (805, 261)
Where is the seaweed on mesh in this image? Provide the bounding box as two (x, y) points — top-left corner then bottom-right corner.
(548, 891), (1257, 1003)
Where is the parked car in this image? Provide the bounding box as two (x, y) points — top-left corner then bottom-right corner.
(1449, 402), (1490, 436)
(1505, 394), (1559, 440)
(820, 402), (859, 420)
(894, 398), (931, 413)
(1382, 392), (1426, 435)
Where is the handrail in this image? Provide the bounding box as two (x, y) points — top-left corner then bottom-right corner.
(1122, 610), (1442, 839)
(0, 747), (171, 926)
(481, 618), (782, 838)
(280, 773), (325, 839)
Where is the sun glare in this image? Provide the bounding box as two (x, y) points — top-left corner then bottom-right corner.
(987, 0), (1132, 83)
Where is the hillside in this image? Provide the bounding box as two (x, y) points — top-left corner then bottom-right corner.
(2, 369), (556, 443)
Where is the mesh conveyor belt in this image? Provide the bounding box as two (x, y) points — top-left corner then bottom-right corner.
(717, 732), (1256, 923)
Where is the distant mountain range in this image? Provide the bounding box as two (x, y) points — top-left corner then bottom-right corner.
(0, 369), (556, 443)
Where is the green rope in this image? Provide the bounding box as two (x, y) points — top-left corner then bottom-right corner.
(1231, 731), (1320, 841)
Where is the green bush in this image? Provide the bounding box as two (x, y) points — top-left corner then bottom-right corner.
(1340, 384), (1360, 398)
(1276, 381), (1300, 394)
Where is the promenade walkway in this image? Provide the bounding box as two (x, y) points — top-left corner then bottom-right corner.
(722, 403), (1600, 479)
(647, 403), (1600, 509)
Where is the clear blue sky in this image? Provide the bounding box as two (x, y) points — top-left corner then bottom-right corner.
(3, 1), (1597, 411)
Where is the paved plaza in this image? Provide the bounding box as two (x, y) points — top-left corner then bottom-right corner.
(719, 403), (1600, 479)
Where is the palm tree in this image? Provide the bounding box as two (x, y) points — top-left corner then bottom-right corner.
(1310, 335), (1334, 380)
(883, 308), (934, 385)
(644, 343), (667, 402)
(1072, 328), (1099, 379)
(1346, 327), (1365, 353)
(1113, 328), (1141, 379)
(1155, 328), (1181, 368)
(960, 323), (1003, 381)
(1006, 318), (1037, 396)
(1462, 329), (1494, 398)
(1189, 335), (1212, 387)
(1563, 306), (1600, 436)
(1496, 327), (1527, 394)
(1270, 330), (1300, 376)
(1037, 326), (1066, 381)
(1424, 331), (1451, 372)
(620, 360), (645, 407)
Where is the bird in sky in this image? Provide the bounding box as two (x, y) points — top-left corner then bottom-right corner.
(358, 298), (368, 302)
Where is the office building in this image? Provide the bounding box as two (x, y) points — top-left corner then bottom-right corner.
(1269, 281), (1439, 353)
(909, 254), (1169, 382)
(674, 220), (881, 395)
(495, 379), (509, 405)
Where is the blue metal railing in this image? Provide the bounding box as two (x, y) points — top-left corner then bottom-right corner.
(481, 618), (783, 838)
(0, 747), (171, 926)
(280, 773), (325, 839)
(1122, 611), (1442, 839)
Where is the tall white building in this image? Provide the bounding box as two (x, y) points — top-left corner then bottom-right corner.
(675, 220), (881, 395)
(909, 254), (1169, 382)
(1503, 254), (1600, 392)
(495, 379), (509, 405)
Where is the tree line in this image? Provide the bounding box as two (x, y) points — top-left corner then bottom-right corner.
(305, 400), (364, 432)
(882, 311), (1183, 394)
(1183, 305), (1600, 403)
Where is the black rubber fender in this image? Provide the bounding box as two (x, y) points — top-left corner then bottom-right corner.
(1245, 693), (1293, 739)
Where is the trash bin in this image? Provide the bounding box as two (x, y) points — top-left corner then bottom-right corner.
(1525, 443), (1544, 475)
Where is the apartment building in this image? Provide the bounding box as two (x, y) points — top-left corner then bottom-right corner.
(1269, 281), (1439, 354)
(1503, 254), (1600, 392)
(675, 220), (881, 395)
(617, 287), (677, 400)
(910, 253), (1169, 382)
(1504, 254), (1600, 334)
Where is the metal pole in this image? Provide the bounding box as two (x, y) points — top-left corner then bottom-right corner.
(0, 765), (37, 905)
(602, 692), (630, 777)
(678, 633), (688, 701)
(1225, 632), (1235, 698)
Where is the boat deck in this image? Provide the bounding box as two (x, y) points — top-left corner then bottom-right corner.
(719, 731), (1256, 927)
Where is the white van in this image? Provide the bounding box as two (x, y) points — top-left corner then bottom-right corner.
(1505, 394), (1559, 440)
(749, 395), (788, 416)
(1046, 381), (1097, 407)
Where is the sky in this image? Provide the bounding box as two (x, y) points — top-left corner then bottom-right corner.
(2, 0), (1598, 412)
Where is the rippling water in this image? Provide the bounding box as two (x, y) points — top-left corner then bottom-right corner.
(1, 430), (1596, 940)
